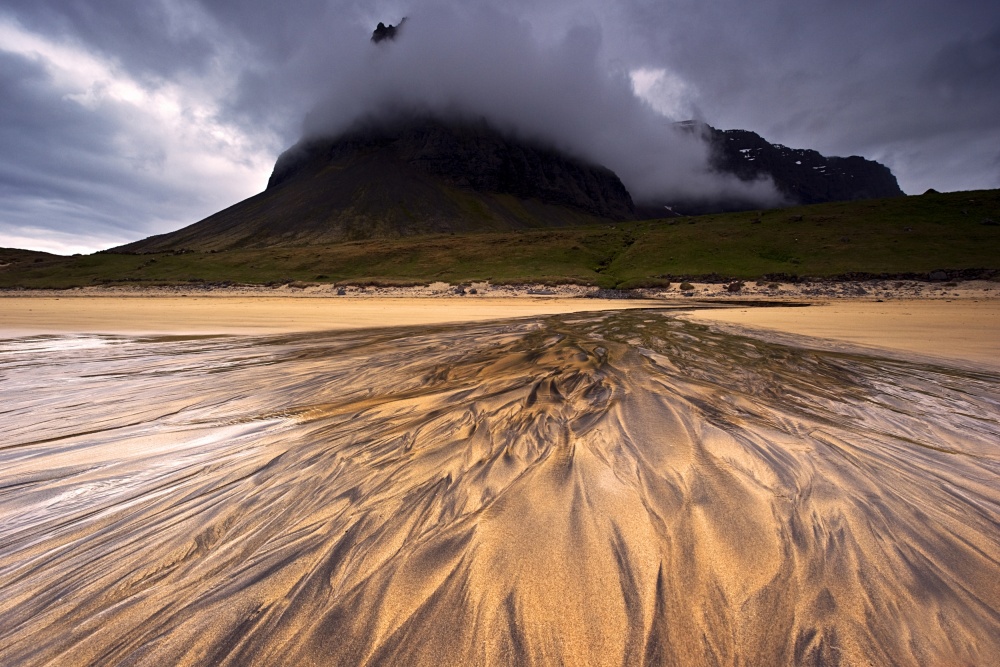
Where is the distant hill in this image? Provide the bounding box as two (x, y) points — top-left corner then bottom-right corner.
(0, 247), (61, 269)
(115, 118), (635, 253)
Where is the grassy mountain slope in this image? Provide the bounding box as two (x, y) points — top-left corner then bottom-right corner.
(3, 190), (997, 289)
(116, 154), (613, 253)
(0, 248), (61, 267)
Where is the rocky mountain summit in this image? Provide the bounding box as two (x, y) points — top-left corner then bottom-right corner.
(657, 121), (904, 215)
(371, 19), (406, 43)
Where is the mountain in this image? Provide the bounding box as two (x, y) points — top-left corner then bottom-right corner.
(110, 19), (906, 254)
(113, 116), (908, 253)
(706, 125), (904, 204)
(647, 122), (904, 215)
(268, 118), (636, 220)
(115, 118), (635, 253)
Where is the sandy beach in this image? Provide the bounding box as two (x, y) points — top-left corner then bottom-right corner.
(3, 284), (998, 368)
(685, 299), (1000, 371)
(2, 289), (1000, 665)
(0, 295), (667, 336)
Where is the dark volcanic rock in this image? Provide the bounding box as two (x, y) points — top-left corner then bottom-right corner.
(269, 118), (636, 220)
(724, 281), (744, 293)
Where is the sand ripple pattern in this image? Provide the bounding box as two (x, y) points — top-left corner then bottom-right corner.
(1, 313), (999, 666)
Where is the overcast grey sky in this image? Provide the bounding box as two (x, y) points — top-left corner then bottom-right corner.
(1, 0), (997, 253)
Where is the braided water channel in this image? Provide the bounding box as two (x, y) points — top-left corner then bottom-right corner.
(1, 310), (998, 665)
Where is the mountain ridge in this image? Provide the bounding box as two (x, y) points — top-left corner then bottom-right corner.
(707, 125), (904, 205)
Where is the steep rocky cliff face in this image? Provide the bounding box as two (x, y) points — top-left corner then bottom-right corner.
(270, 119), (636, 220)
(706, 125), (904, 205)
(635, 122), (905, 216)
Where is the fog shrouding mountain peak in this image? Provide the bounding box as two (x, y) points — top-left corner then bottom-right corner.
(3, 0), (996, 254)
(301, 7), (784, 210)
(112, 10), (910, 254)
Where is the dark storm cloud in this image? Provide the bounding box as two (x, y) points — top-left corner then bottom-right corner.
(0, 0), (997, 252)
(0, 52), (153, 244)
(1, 0), (217, 77)
(921, 27), (1000, 124)
(0, 3), (274, 252)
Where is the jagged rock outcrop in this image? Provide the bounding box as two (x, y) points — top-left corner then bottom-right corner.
(371, 19), (406, 43)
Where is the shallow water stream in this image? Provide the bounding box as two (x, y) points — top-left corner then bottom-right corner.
(2, 311), (999, 665)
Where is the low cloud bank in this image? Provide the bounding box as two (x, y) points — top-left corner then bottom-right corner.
(301, 6), (783, 208)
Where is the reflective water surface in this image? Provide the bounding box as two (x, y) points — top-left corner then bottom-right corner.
(2, 311), (999, 665)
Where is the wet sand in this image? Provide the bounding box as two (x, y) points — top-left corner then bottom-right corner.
(2, 305), (1000, 665)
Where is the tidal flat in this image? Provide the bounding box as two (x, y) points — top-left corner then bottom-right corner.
(2, 310), (999, 665)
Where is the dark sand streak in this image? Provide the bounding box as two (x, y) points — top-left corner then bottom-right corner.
(1, 312), (999, 665)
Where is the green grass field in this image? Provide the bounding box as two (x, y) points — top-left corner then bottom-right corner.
(2, 189), (998, 289)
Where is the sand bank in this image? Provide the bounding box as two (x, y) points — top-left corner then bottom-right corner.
(0, 296), (666, 336)
(4, 293), (999, 371)
(685, 299), (1000, 371)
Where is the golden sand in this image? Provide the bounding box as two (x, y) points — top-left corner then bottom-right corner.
(1, 304), (999, 665)
(685, 299), (1000, 370)
(0, 296), (665, 335)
